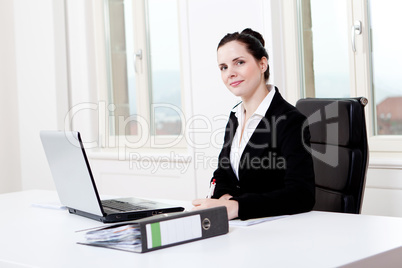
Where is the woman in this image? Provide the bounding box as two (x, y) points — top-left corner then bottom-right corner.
(192, 28), (315, 220)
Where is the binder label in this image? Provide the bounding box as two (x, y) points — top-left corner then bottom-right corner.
(146, 215), (202, 249)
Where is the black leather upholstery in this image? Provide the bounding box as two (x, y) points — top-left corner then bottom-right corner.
(296, 97), (369, 214)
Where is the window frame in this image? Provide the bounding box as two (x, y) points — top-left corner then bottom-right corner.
(351, 0), (402, 153)
(99, 0), (187, 152)
(292, 0), (402, 155)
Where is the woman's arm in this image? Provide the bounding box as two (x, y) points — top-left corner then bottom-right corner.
(192, 194), (239, 220)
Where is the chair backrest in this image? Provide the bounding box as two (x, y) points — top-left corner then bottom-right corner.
(296, 97), (369, 214)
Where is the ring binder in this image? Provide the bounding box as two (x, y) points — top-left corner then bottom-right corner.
(78, 206), (229, 253)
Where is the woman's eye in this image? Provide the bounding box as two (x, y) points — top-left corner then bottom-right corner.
(220, 66), (227, 71)
(237, 61), (245, 65)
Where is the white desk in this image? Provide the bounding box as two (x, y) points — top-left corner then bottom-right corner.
(1, 190), (402, 268)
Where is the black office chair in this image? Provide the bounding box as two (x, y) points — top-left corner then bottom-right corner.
(296, 97), (369, 214)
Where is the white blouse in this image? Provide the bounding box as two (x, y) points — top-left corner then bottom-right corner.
(230, 88), (275, 180)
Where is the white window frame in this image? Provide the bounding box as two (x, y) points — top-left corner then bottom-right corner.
(102, 0), (187, 151)
(352, 0), (402, 154)
(281, 0), (402, 157)
(65, 0), (189, 156)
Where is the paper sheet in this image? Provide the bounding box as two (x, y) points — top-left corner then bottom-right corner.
(229, 215), (288, 226)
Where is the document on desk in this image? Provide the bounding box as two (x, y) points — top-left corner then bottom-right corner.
(78, 206), (229, 253)
(229, 215), (288, 227)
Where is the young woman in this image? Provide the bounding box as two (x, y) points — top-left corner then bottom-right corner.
(192, 28), (315, 220)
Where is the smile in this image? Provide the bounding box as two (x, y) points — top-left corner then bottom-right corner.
(230, 80), (244, 87)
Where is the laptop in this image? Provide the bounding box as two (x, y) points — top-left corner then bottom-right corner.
(40, 130), (185, 223)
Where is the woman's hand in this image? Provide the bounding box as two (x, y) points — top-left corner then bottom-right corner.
(192, 195), (239, 220)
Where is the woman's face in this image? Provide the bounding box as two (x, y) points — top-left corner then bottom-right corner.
(217, 41), (266, 100)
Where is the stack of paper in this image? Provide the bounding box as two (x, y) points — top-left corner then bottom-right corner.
(84, 224), (142, 252)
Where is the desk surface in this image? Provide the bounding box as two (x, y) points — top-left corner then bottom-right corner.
(1, 190), (402, 268)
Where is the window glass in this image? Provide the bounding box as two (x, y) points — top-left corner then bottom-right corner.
(147, 0), (182, 136)
(369, 0), (402, 135)
(105, 0), (182, 139)
(299, 0), (350, 98)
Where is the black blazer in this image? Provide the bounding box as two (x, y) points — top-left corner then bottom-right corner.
(212, 88), (315, 220)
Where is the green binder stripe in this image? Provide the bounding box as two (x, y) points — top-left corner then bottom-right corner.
(150, 222), (161, 248)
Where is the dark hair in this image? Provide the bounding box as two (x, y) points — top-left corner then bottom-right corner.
(217, 28), (270, 81)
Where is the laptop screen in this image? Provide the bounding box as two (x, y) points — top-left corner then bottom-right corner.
(40, 131), (104, 216)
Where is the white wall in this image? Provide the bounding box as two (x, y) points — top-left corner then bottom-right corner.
(5, 0), (68, 192)
(0, 0), (21, 193)
(362, 159), (402, 217)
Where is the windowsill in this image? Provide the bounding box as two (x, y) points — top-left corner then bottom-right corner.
(369, 152), (402, 169)
(369, 136), (402, 153)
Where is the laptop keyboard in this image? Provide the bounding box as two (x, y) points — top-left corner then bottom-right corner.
(102, 200), (148, 212)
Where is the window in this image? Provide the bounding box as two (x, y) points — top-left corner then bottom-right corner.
(297, 0), (402, 152)
(103, 0), (184, 149)
(298, 0), (350, 99)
